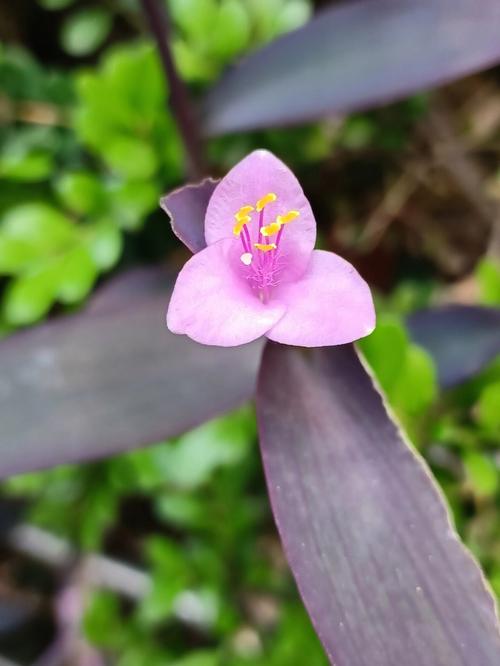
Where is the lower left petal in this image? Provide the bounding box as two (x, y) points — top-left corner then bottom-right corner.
(267, 250), (375, 347)
(167, 239), (286, 347)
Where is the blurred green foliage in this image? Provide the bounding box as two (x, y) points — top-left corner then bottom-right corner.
(168, 0), (311, 82)
(1, 0), (500, 663)
(0, 0), (314, 327)
(477, 258), (500, 306)
(6, 408), (327, 664)
(61, 8), (113, 57)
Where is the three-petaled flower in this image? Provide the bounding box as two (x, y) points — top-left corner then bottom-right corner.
(167, 150), (375, 347)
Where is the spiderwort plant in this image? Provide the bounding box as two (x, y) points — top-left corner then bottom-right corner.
(166, 150), (375, 346)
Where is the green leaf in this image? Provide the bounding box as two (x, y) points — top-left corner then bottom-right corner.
(246, 0), (284, 42)
(391, 345), (437, 415)
(464, 452), (498, 497)
(476, 381), (500, 433)
(360, 314), (437, 418)
(359, 315), (408, 394)
(83, 592), (124, 648)
(109, 180), (159, 230)
(55, 245), (98, 304)
(55, 171), (106, 216)
(153, 412), (252, 489)
(116, 647), (168, 666)
(477, 258), (500, 306)
(3, 267), (57, 325)
(38, 0), (76, 9)
(172, 38), (217, 82)
(85, 220), (122, 270)
(211, 1), (251, 59)
(168, 0), (218, 40)
(340, 116), (377, 150)
(104, 137), (158, 180)
(156, 493), (205, 529)
(1, 203), (75, 252)
(277, 1), (312, 33)
(61, 8), (112, 57)
(0, 237), (40, 274)
(79, 485), (118, 550)
(171, 652), (219, 666)
(0, 149), (54, 182)
(102, 44), (165, 123)
(140, 537), (191, 623)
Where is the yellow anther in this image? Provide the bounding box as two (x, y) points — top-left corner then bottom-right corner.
(276, 210), (300, 225)
(261, 222), (282, 237)
(233, 215), (252, 236)
(256, 192), (277, 212)
(254, 242), (277, 252)
(235, 205), (254, 221)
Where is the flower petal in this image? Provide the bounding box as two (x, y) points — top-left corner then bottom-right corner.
(167, 238), (286, 347)
(267, 250), (375, 347)
(205, 150), (316, 280)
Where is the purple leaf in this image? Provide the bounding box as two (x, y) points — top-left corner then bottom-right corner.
(407, 305), (500, 387)
(0, 269), (262, 479)
(203, 0), (500, 135)
(257, 342), (500, 665)
(160, 178), (218, 253)
(87, 266), (167, 315)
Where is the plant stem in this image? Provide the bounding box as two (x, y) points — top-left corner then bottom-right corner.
(139, 0), (206, 179)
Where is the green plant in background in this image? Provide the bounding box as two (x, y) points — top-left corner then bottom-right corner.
(360, 313), (437, 435)
(74, 42), (182, 194)
(0, 40), (176, 325)
(38, 0), (312, 79)
(0, 0), (314, 329)
(37, 0), (115, 57)
(0, 45), (89, 325)
(2, 1), (500, 663)
(0, 201), (121, 324)
(359, 279), (438, 442)
(168, 0), (311, 82)
(5, 407), (328, 664)
(477, 258), (500, 306)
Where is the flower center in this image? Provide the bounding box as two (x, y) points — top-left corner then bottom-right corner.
(233, 193), (299, 302)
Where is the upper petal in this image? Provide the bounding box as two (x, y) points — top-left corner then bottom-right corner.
(267, 250), (375, 347)
(167, 238), (286, 347)
(205, 150), (316, 280)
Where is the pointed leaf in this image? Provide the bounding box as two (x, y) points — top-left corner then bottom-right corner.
(407, 305), (500, 387)
(203, 0), (500, 134)
(0, 269), (262, 478)
(87, 266), (168, 315)
(257, 342), (500, 665)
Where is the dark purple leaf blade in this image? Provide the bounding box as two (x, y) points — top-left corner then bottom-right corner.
(87, 266), (168, 315)
(257, 342), (500, 666)
(0, 270), (262, 479)
(203, 0), (500, 135)
(160, 178), (217, 253)
(407, 305), (500, 388)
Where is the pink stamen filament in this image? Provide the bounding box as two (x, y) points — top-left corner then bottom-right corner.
(275, 224), (284, 250)
(258, 210), (264, 246)
(239, 233), (248, 253)
(236, 198), (292, 303)
(255, 209), (281, 294)
(256, 210), (264, 271)
(242, 225), (252, 253)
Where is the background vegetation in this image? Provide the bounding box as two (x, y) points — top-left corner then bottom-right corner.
(1, 0), (500, 663)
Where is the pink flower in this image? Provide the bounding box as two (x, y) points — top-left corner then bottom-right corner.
(167, 150), (375, 347)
